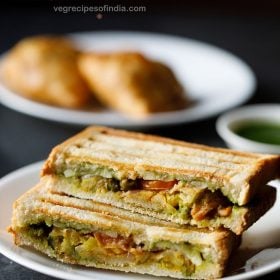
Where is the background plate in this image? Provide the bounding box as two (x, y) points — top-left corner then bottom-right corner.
(0, 31), (256, 127)
(0, 162), (279, 280)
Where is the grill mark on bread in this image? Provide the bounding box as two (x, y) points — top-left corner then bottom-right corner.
(44, 188), (185, 228)
(51, 131), (278, 178)
(66, 136), (261, 170)
(84, 135), (259, 164)
(41, 193), (177, 227)
(84, 127), (260, 158)
(68, 145), (254, 174)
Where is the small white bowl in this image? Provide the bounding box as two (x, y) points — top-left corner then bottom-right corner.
(216, 104), (280, 154)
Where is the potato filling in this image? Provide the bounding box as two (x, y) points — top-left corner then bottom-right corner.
(23, 223), (215, 275)
(60, 174), (233, 221)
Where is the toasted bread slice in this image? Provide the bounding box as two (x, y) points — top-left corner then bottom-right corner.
(9, 179), (240, 279)
(46, 175), (276, 235)
(42, 126), (280, 205)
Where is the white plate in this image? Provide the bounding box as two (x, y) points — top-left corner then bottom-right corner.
(0, 31), (256, 127)
(0, 162), (279, 280)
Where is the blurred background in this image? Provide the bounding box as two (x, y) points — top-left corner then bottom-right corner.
(0, 1), (280, 279)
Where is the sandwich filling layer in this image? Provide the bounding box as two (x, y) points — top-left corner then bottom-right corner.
(56, 173), (233, 223)
(17, 222), (216, 276)
(55, 161), (239, 203)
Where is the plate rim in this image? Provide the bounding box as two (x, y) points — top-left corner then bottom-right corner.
(0, 30), (256, 127)
(0, 161), (279, 280)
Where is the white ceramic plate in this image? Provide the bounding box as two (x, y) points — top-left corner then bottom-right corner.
(0, 31), (256, 127)
(0, 162), (279, 280)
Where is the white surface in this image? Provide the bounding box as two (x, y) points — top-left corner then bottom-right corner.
(0, 31), (256, 127)
(216, 104), (280, 153)
(0, 162), (279, 280)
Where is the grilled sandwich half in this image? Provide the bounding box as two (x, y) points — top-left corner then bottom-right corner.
(42, 126), (279, 234)
(9, 178), (240, 279)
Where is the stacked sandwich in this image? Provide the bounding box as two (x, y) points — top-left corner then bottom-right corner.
(9, 126), (280, 279)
